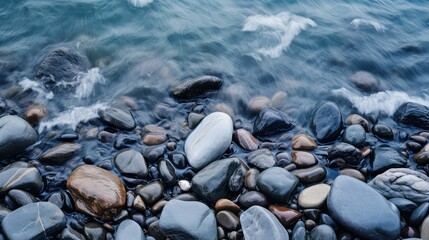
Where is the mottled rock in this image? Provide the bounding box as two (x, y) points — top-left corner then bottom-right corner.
(0, 164), (43, 195)
(371, 146), (406, 174)
(135, 181), (164, 206)
(40, 143), (81, 164)
(253, 108), (294, 136)
(192, 158), (240, 204)
(394, 102), (429, 130)
(246, 148), (275, 170)
(240, 206), (289, 240)
(159, 200), (217, 240)
(99, 106), (136, 130)
(311, 102), (343, 143)
(171, 75), (222, 99)
(116, 220), (146, 240)
(369, 168), (429, 204)
(328, 175), (401, 239)
(2, 202), (66, 240)
(256, 167), (299, 203)
(114, 148), (148, 178)
(0, 115), (38, 157)
(298, 183), (330, 209)
(327, 142), (362, 166)
(291, 134), (317, 151)
(67, 165), (126, 220)
(233, 129), (259, 151)
(185, 112), (233, 169)
(342, 125), (365, 147)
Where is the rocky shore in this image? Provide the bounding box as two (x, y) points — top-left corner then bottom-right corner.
(1, 48), (429, 239)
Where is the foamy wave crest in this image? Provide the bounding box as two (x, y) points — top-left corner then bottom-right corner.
(243, 12), (316, 59)
(19, 78), (54, 100)
(38, 102), (108, 132)
(350, 18), (386, 32)
(74, 68), (106, 99)
(128, 0), (153, 8)
(333, 88), (429, 115)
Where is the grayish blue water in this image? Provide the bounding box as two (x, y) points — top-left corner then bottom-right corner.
(1, 0), (429, 128)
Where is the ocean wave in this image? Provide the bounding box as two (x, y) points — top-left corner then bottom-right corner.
(350, 18), (386, 32)
(333, 88), (429, 115)
(74, 68), (106, 99)
(19, 78), (54, 100)
(128, 0), (153, 8)
(38, 102), (108, 132)
(243, 12), (316, 59)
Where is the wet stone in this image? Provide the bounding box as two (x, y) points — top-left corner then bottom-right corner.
(178, 180), (191, 192)
(394, 102), (429, 130)
(291, 134), (317, 151)
(345, 114), (370, 132)
(39, 143), (81, 164)
(216, 210), (239, 231)
(311, 102), (343, 143)
(253, 108), (294, 136)
(414, 145), (429, 165)
(229, 166), (245, 192)
(84, 222), (107, 240)
(270, 91), (287, 109)
(372, 123), (394, 140)
(24, 103), (47, 126)
(291, 151), (317, 168)
(135, 181), (164, 206)
(298, 183), (330, 209)
(292, 226), (307, 240)
(61, 227), (85, 240)
(233, 129), (259, 151)
(293, 166), (327, 184)
(246, 148), (275, 170)
(0, 206), (10, 225)
(152, 200), (167, 215)
(327, 142), (362, 166)
(185, 112), (233, 169)
(171, 75), (223, 99)
(238, 191), (268, 209)
(342, 125), (366, 147)
(142, 133), (166, 146)
(0, 164), (44, 195)
(8, 189), (37, 207)
(244, 168), (259, 190)
(248, 96), (270, 114)
(2, 202), (67, 240)
(268, 205), (302, 228)
(67, 165), (126, 220)
(240, 206), (289, 240)
(116, 219), (146, 240)
(132, 195), (146, 212)
(371, 146), (406, 174)
(339, 168), (365, 181)
(410, 202), (429, 227)
(159, 200), (217, 240)
(256, 167), (299, 204)
(187, 112), (205, 129)
(99, 106), (136, 130)
(401, 226), (420, 239)
(0, 115), (38, 157)
(389, 198), (417, 214)
(143, 146), (166, 163)
(114, 148), (148, 178)
(158, 160), (177, 186)
(350, 71), (379, 92)
(310, 225), (336, 240)
(215, 199), (241, 214)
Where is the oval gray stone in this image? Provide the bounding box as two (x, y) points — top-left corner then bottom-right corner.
(185, 112), (233, 169)
(0, 115), (37, 157)
(240, 206), (289, 240)
(256, 167), (298, 204)
(99, 106), (136, 130)
(116, 219), (146, 240)
(328, 175), (401, 239)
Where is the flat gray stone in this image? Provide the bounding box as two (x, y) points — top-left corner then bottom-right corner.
(256, 167), (298, 204)
(116, 219), (146, 240)
(240, 206), (289, 240)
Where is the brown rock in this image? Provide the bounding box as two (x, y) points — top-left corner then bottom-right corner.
(67, 165), (126, 220)
(215, 199), (241, 214)
(292, 134), (317, 151)
(132, 195), (146, 212)
(142, 133), (167, 145)
(152, 200), (168, 215)
(244, 168), (259, 190)
(40, 143), (81, 164)
(24, 103), (47, 126)
(233, 129), (259, 151)
(291, 151), (317, 168)
(346, 114), (370, 132)
(339, 168), (365, 181)
(293, 166), (327, 184)
(268, 205), (302, 228)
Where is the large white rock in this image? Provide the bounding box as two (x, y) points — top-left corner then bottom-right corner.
(185, 112), (233, 169)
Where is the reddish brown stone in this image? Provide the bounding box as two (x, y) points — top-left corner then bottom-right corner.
(215, 199), (241, 214)
(234, 129), (259, 151)
(291, 151), (317, 168)
(292, 134), (317, 151)
(268, 205), (302, 228)
(142, 133), (167, 145)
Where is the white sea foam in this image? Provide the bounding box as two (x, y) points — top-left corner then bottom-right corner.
(350, 18), (386, 32)
(19, 78), (54, 100)
(128, 0), (153, 8)
(74, 68), (106, 99)
(333, 88), (429, 115)
(38, 102), (108, 132)
(243, 12), (316, 59)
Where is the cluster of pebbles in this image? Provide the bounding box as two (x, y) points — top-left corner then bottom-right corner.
(1, 48), (429, 240)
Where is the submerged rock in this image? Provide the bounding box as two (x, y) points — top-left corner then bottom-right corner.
(185, 112), (233, 169)
(159, 200), (217, 240)
(311, 102), (343, 143)
(253, 108), (294, 136)
(0, 115), (38, 157)
(240, 206), (289, 240)
(171, 75), (222, 99)
(2, 202), (66, 240)
(350, 71), (379, 92)
(36, 48), (90, 88)
(99, 105), (136, 130)
(394, 102), (429, 130)
(256, 167), (299, 204)
(328, 175), (401, 239)
(371, 146), (406, 174)
(67, 165), (126, 220)
(342, 125), (365, 147)
(369, 168), (429, 204)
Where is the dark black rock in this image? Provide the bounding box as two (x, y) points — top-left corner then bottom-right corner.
(311, 102), (343, 143)
(371, 146), (406, 174)
(99, 106), (136, 130)
(342, 125), (366, 147)
(394, 102), (429, 129)
(7, 189), (37, 207)
(143, 146), (166, 163)
(253, 108), (294, 136)
(158, 160), (177, 186)
(135, 181), (164, 206)
(410, 202), (429, 227)
(327, 142), (362, 165)
(37, 48), (90, 89)
(310, 225), (336, 240)
(388, 198), (417, 214)
(327, 175), (401, 239)
(0, 164), (44, 195)
(256, 167), (299, 204)
(114, 149), (148, 178)
(159, 200), (217, 240)
(2, 202), (67, 240)
(169, 153), (187, 169)
(238, 191), (268, 209)
(246, 148), (275, 170)
(229, 166), (245, 193)
(171, 75), (222, 99)
(372, 123), (394, 140)
(0, 115), (38, 157)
